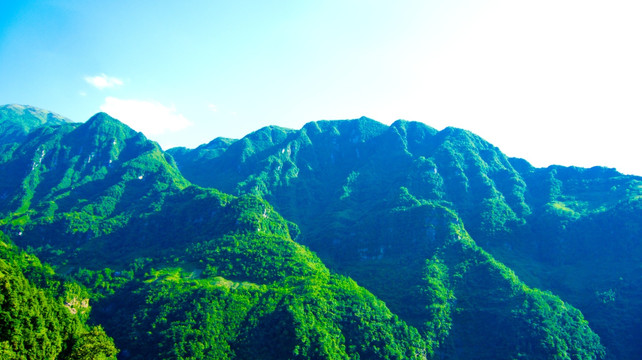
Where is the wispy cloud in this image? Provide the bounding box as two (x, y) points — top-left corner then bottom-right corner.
(99, 97), (192, 136)
(85, 74), (124, 89)
(208, 104), (219, 112)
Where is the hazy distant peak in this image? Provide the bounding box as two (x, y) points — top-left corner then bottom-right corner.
(0, 104), (71, 124)
(0, 104), (73, 146)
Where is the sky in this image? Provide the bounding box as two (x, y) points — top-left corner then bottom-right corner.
(1, 1), (641, 176)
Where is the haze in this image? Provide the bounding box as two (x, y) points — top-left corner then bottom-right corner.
(1, 0), (640, 175)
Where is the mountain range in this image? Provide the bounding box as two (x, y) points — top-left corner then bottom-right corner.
(1, 104), (640, 359)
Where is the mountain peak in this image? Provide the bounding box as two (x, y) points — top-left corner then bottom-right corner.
(86, 112), (120, 125)
(0, 104), (73, 146)
(80, 112), (138, 139)
(390, 119), (438, 136)
(202, 137), (237, 150)
(0, 104), (71, 124)
(301, 117), (388, 142)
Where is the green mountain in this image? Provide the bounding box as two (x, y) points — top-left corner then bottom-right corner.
(0, 105), (636, 359)
(0, 104), (71, 147)
(0, 111), (428, 359)
(0, 231), (117, 359)
(0, 111), (191, 264)
(170, 117), (642, 359)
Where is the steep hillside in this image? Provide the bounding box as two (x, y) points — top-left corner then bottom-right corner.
(171, 117), (642, 359)
(0, 111), (430, 359)
(168, 118), (533, 242)
(499, 164), (642, 359)
(88, 209), (428, 359)
(0, 231), (117, 359)
(0, 104), (71, 147)
(0, 106), (627, 359)
(0, 112), (190, 264)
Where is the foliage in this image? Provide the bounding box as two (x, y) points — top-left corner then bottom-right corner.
(88, 230), (427, 359)
(3, 108), (641, 359)
(0, 232), (117, 359)
(0, 111), (431, 359)
(0, 104), (70, 147)
(170, 117), (639, 359)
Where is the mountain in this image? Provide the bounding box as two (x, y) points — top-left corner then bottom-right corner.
(0, 111), (191, 264)
(170, 117), (642, 359)
(0, 105), (636, 359)
(0, 231), (117, 359)
(0, 110), (429, 359)
(0, 104), (71, 147)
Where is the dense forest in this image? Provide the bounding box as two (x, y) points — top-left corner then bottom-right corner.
(0, 231), (117, 359)
(1, 104), (640, 359)
(170, 117), (642, 359)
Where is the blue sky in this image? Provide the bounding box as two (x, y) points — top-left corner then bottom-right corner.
(1, 1), (641, 175)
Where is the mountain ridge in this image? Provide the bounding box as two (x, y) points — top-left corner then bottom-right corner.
(170, 115), (641, 359)
(0, 109), (432, 359)
(2, 105), (638, 359)
(0, 104), (72, 147)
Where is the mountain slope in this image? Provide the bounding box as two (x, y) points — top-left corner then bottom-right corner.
(169, 118), (613, 359)
(0, 106), (627, 359)
(0, 110), (429, 359)
(0, 112), (191, 264)
(0, 231), (117, 359)
(499, 164), (642, 359)
(0, 104), (71, 147)
(168, 118), (533, 242)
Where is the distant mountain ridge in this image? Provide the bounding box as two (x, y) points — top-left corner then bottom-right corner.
(170, 116), (642, 359)
(1, 105), (640, 359)
(0, 109), (428, 359)
(0, 104), (71, 146)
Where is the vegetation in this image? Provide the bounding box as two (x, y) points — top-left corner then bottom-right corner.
(0, 109), (428, 359)
(171, 116), (641, 359)
(0, 231), (117, 359)
(0, 104), (70, 147)
(90, 258), (426, 359)
(2, 105), (639, 358)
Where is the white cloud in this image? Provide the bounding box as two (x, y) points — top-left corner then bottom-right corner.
(99, 97), (192, 136)
(85, 74), (124, 89)
(208, 104), (219, 112)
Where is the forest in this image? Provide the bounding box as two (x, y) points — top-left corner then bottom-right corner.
(1, 104), (641, 359)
